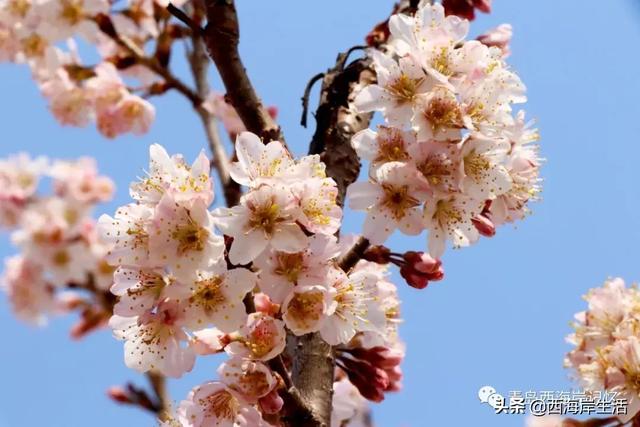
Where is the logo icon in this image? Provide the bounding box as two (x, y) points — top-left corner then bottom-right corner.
(478, 385), (505, 410)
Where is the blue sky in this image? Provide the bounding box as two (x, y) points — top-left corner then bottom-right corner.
(2, 1), (640, 426)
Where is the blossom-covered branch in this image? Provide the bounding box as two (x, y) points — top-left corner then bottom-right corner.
(0, 1), (544, 426)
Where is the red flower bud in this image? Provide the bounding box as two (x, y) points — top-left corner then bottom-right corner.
(472, 214), (496, 237)
(442, 0), (491, 20)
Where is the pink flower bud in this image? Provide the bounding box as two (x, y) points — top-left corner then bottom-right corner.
(477, 24), (513, 57)
(254, 292), (280, 316)
(70, 309), (107, 340)
(258, 389), (284, 414)
(402, 252), (441, 274)
(107, 386), (132, 404)
(472, 214), (496, 237)
(399, 252), (444, 289)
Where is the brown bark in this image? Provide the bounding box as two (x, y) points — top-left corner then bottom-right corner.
(202, 0), (283, 143)
(280, 52), (377, 427)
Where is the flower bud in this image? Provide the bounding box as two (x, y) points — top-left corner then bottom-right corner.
(472, 214), (496, 237)
(340, 357), (389, 402)
(442, 0), (491, 20)
(107, 386), (132, 404)
(258, 389), (284, 414)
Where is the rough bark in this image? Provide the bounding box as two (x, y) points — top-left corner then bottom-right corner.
(281, 52), (377, 427)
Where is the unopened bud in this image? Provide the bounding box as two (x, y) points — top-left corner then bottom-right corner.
(258, 389), (284, 414)
(472, 214), (496, 237)
(107, 386), (132, 404)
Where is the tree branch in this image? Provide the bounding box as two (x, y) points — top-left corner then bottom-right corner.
(94, 14), (202, 107)
(188, 27), (242, 206)
(146, 371), (171, 420)
(202, 0), (283, 143)
(281, 48), (378, 427)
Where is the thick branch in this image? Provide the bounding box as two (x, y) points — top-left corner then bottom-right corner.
(202, 0), (283, 143)
(308, 55), (375, 205)
(283, 50), (377, 427)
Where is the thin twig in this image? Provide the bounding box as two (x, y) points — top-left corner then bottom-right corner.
(93, 14), (202, 107)
(167, 2), (204, 35)
(300, 72), (325, 127)
(187, 28), (241, 206)
(146, 371), (170, 421)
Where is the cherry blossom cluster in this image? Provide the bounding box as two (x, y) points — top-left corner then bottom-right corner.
(349, 2), (541, 258)
(565, 278), (640, 423)
(98, 135), (407, 425)
(0, 152), (115, 330)
(0, 0), (261, 140)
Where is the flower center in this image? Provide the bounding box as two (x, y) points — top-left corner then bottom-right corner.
(172, 222), (209, 254)
(248, 201), (282, 235)
(376, 130), (408, 163)
(202, 390), (238, 420)
(418, 154), (454, 187)
(386, 74), (423, 103)
(7, 0), (30, 17)
(191, 276), (226, 316)
(52, 250), (71, 266)
(381, 184), (420, 220)
(126, 224), (149, 250)
(21, 34), (46, 58)
(434, 200), (463, 225)
(431, 46), (453, 76)
(60, 0), (83, 25)
(464, 151), (491, 178)
(235, 371), (271, 398)
(245, 320), (277, 359)
(286, 291), (324, 327)
(423, 89), (462, 133)
(126, 271), (165, 298)
(274, 252), (305, 283)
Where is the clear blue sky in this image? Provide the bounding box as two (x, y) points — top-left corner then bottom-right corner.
(2, 1), (640, 426)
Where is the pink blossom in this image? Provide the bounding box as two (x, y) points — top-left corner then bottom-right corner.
(213, 185), (307, 265)
(253, 234), (339, 303)
(319, 268), (386, 345)
(351, 126), (414, 167)
(0, 152), (48, 200)
(347, 161), (429, 244)
(149, 194), (224, 280)
(2, 255), (56, 325)
(228, 132), (294, 187)
(110, 300), (195, 378)
(282, 285), (334, 335)
(50, 157), (114, 203)
(111, 266), (168, 316)
(164, 262), (257, 333)
(225, 313), (287, 361)
(217, 358), (277, 403)
(98, 203), (155, 267)
(130, 144), (213, 206)
(178, 382), (270, 427)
